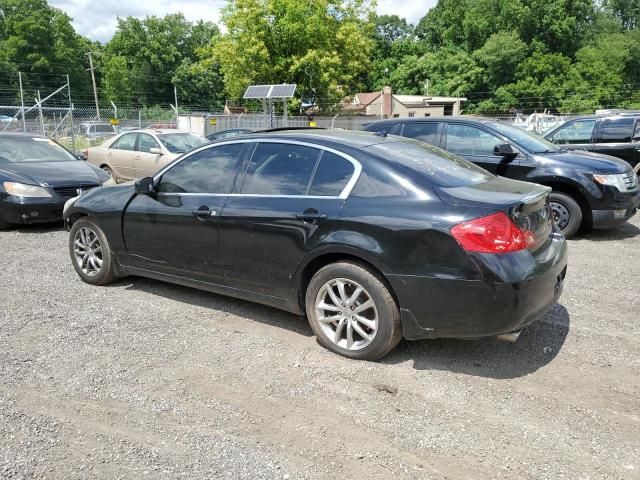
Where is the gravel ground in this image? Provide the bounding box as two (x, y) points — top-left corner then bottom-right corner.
(1, 216), (639, 480)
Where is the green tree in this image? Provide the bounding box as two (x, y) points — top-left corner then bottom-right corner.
(102, 14), (219, 104)
(212, 0), (375, 104)
(0, 0), (93, 103)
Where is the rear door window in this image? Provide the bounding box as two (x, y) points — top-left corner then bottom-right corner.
(548, 120), (596, 144)
(402, 122), (441, 146)
(596, 117), (635, 143)
(309, 152), (354, 196)
(111, 134), (137, 151)
(241, 143), (321, 195)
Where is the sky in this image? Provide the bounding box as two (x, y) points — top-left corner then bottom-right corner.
(49, 0), (437, 43)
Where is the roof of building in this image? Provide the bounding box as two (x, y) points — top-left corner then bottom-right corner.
(355, 92), (381, 105)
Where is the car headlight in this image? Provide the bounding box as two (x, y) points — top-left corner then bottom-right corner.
(102, 176), (116, 186)
(3, 181), (52, 198)
(593, 174), (628, 192)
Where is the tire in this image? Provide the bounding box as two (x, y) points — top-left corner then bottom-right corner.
(305, 262), (402, 361)
(550, 192), (582, 239)
(101, 165), (116, 182)
(68, 217), (118, 285)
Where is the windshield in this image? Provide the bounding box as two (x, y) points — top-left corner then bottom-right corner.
(367, 140), (493, 188)
(488, 122), (560, 154)
(158, 133), (207, 154)
(0, 136), (77, 163)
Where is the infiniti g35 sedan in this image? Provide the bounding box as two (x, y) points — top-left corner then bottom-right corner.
(64, 131), (568, 360)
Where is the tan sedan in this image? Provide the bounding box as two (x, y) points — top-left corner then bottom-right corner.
(86, 129), (207, 182)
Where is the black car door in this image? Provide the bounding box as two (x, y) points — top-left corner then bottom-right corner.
(217, 141), (358, 299)
(121, 142), (248, 283)
(591, 117), (638, 168)
(443, 122), (522, 176)
(545, 118), (597, 152)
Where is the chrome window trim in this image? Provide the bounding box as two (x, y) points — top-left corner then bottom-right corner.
(152, 138), (362, 200)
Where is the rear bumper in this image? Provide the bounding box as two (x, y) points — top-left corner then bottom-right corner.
(0, 197), (66, 225)
(389, 235), (568, 340)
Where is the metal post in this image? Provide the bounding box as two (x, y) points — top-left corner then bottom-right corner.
(36, 91), (45, 135)
(67, 75), (75, 153)
(86, 52), (101, 120)
(174, 85), (179, 127)
(138, 109), (142, 128)
(18, 72), (26, 132)
(283, 99), (288, 128)
(110, 101), (118, 133)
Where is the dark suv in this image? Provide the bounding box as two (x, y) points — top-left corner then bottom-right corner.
(363, 117), (639, 238)
(543, 112), (640, 174)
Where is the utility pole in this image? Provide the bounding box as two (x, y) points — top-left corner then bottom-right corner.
(67, 74), (75, 152)
(86, 51), (101, 120)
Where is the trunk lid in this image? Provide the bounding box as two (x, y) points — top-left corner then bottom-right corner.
(436, 176), (555, 250)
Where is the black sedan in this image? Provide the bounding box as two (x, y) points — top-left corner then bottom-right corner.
(64, 131), (567, 360)
(0, 133), (113, 229)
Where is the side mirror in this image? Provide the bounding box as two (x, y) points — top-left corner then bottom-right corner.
(135, 176), (156, 195)
(149, 147), (163, 155)
(76, 153), (87, 161)
(494, 143), (519, 159)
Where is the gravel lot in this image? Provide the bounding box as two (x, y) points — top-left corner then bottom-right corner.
(1, 216), (639, 480)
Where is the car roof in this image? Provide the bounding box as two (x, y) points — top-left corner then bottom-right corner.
(364, 116), (499, 126)
(0, 132), (47, 139)
(221, 129), (402, 148)
(119, 129), (195, 135)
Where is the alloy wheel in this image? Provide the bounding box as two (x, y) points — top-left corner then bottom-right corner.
(73, 227), (103, 277)
(314, 278), (378, 351)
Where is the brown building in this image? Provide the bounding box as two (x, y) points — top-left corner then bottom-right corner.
(347, 86), (466, 118)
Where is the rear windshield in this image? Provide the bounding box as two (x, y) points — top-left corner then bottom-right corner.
(158, 133), (207, 154)
(366, 140), (493, 187)
(0, 136), (77, 163)
(95, 124), (114, 133)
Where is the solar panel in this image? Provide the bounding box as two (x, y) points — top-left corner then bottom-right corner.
(243, 84), (297, 99)
(269, 84), (297, 98)
(243, 85), (272, 99)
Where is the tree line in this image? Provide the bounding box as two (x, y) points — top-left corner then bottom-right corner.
(0, 0), (638, 114)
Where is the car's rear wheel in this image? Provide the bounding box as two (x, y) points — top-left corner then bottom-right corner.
(69, 218), (118, 285)
(306, 262), (402, 361)
(101, 165), (116, 181)
(550, 192), (582, 239)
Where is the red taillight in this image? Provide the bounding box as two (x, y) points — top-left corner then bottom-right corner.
(450, 212), (535, 253)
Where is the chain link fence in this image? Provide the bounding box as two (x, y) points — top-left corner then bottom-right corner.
(2, 101), (586, 154)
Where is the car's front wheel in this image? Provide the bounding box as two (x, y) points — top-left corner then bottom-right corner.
(550, 192), (582, 239)
(69, 218), (118, 285)
(306, 262), (402, 361)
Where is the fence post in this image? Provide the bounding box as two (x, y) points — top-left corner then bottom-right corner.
(18, 72), (26, 132)
(36, 90), (45, 135)
(138, 110), (142, 129)
(67, 75), (75, 153)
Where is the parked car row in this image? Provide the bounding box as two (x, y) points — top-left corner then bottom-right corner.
(1, 114), (637, 361)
